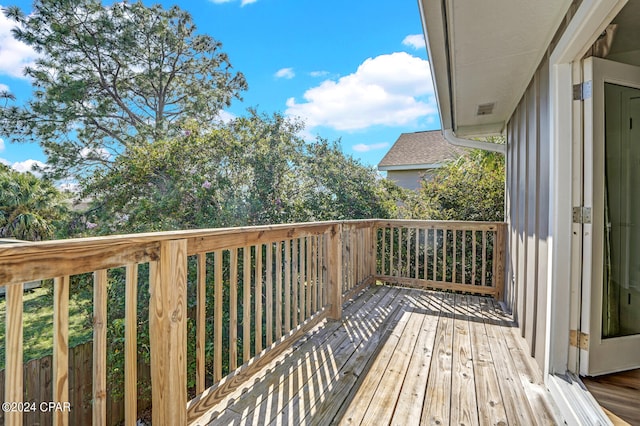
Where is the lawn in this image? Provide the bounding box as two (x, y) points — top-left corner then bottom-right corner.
(0, 286), (94, 370)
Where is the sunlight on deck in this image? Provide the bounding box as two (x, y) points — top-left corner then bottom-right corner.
(193, 285), (559, 426)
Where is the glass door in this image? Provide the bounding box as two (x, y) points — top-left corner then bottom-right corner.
(581, 57), (640, 376)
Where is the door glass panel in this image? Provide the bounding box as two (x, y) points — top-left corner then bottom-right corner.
(603, 82), (640, 338)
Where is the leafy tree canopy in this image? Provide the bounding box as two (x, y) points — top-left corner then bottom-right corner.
(400, 147), (505, 222)
(2, 0), (247, 179)
(0, 164), (69, 240)
(78, 111), (400, 235)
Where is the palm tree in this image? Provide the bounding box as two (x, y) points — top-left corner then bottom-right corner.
(0, 164), (67, 241)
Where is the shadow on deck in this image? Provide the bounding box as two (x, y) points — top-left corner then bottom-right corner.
(193, 285), (559, 425)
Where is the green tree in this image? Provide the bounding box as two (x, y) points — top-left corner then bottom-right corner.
(2, 0), (247, 179)
(293, 138), (402, 221)
(0, 164), (68, 240)
(77, 111), (399, 235)
(401, 148), (505, 221)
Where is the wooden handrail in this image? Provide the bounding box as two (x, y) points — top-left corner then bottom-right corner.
(0, 219), (506, 425)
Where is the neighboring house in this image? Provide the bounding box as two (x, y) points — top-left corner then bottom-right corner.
(421, 0), (640, 423)
(377, 131), (466, 190)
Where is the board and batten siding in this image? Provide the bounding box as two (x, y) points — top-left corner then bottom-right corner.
(505, 56), (551, 370)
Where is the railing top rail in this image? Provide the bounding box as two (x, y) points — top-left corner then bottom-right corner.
(0, 218), (506, 286)
(374, 219), (506, 230)
(0, 221), (343, 286)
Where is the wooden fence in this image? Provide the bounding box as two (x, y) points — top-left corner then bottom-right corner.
(0, 342), (151, 426)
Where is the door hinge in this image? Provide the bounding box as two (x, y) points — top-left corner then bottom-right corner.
(572, 206), (592, 224)
(573, 81), (592, 100)
(570, 330), (589, 350)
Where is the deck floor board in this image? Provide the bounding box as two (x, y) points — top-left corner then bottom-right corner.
(193, 285), (559, 426)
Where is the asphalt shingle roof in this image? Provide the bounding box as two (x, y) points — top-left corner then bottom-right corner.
(378, 131), (467, 168)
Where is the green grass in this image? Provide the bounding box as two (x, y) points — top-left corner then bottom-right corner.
(0, 286), (94, 370)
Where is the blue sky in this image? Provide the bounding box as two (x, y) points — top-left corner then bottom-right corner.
(0, 0), (440, 173)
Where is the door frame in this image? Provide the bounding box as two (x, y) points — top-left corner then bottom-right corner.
(546, 0), (628, 379)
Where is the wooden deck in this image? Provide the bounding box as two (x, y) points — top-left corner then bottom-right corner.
(193, 285), (559, 425)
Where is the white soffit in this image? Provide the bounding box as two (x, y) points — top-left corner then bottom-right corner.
(420, 0), (573, 137)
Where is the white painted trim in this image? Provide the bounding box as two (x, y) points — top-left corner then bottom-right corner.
(547, 373), (612, 425)
(442, 129), (506, 154)
(378, 163), (444, 172)
(545, 0), (629, 380)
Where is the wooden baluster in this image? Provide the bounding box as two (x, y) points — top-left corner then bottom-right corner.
(243, 247), (251, 363)
(93, 270), (108, 426)
(229, 249), (238, 370)
(311, 236), (317, 313)
(424, 228), (429, 280)
(255, 245), (263, 353)
(433, 229), (437, 281)
(306, 237), (312, 316)
(414, 228), (419, 280)
(482, 231), (487, 287)
(462, 230), (467, 284)
(328, 224), (343, 320)
(381, 227), (386, 275)
(443, 229), (448, 282)
(125, 264), (138, 425)
(406, 227), (410, 278)
(53, 275), (70, 426)
(196, 254), (206, 393)
(472, 231), (477, 285)
(299, 238), (306, 321)
(214, 250), (223, 382)
(275, 241), (283, 340)
(396, 227), (402, 277)
(5, 282), (24, 426)
(453, 230), (458, 284)
(292, 239), (299, 327)
(494, 225), (506, 300)
(266, 244), (273, 346)
(389, 227), (394, 276)
(284, 240), (291, 333)
(149, 240), (187, 425)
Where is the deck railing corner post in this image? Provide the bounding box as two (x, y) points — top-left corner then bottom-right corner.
(328, 223), (343, 320)
(149, 239), (188, 425)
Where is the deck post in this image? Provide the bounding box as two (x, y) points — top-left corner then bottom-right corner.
(328, 223), (343, 320)
(149, 239), (188, 425)
(494, 223), (507, 301)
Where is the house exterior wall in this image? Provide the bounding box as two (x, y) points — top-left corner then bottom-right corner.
(505, 57), (551, 370)
(387, 169), (435, 190)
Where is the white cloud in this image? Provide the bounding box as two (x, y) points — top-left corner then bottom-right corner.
(310, 71), (329, 78)
(286, 52), (436, 131)
(0, 83), (9, 93)
(11, 159), (47, 175)
(0, 138), (4, 152)
(0, 11), (39, 79)
(215, 110), (236, 123)
(402, 34), (426, 50)
(353, 142), (390, 153)
(0, 157), (9, 166)
(275, 67), (295, 79)
(80, 147), (110, 161)
(209, 0), (257, 5)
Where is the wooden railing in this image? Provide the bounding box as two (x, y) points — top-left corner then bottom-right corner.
(375, 220), (506, 299)
(0, 219), (505, 425)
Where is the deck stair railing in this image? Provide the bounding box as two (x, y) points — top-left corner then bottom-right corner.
(0, 219), (505, 425)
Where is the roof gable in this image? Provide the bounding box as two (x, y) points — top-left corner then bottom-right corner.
(378, 130), (467, 170)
